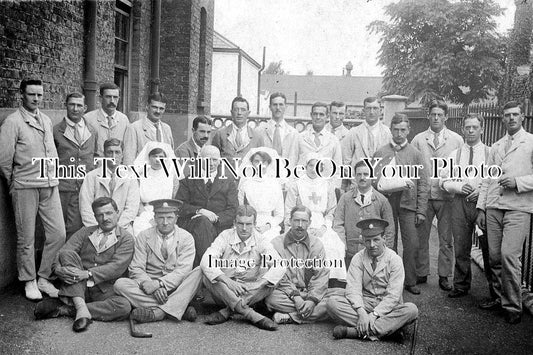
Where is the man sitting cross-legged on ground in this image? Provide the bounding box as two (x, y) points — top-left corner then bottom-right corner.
(114, 199), (201, 323)
(201, 205), (286, 330)
(265, 205), (332, 324)
(327, 218), (418, 341)
(34, 197), (134, 332)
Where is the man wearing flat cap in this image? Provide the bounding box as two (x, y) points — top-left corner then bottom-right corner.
(114, 199), (201, 323)
(327, 218), (418, 341)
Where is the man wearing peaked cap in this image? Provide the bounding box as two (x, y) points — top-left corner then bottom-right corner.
(327, 217), (418, 341)
(114, 199), (202, 323)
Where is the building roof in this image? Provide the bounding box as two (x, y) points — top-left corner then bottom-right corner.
(261, 74), (383, 106)
(213, 31), (261, 69)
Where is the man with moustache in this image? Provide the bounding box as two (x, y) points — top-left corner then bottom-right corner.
(34, 197), (134, 332)
(0, 79), (66, 300)
(175, 115), (213, 178)
(372, 113), (429, 295)
(341, 97), (392, 166)
(412, 100), (463, 291)
(476, 101), (533, 324)
(265, 206), (330, 325)
(54, 92), (98, 238)
(176, 145), (238, 266)
(114, 199), (200, 323)
(211, 96), (256, 166)
(324, 101), (349, 142)
(333, 160), (394, 268)
(79, 138), (140, 234)
(123, 92), (174, 165)
(251, 92), (299, 169)
(327, 218), (418, 341)
(84, 83), (130, 157)
(201, 205), (285, 330)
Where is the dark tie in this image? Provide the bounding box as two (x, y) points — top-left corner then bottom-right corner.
(371, 257), (377, 271)
(107, 116), (113, 129)
(361, 194), (365, 204)
(156, 122), (162, 142)
(206, 180), (213, 193)
(468, 146), (474, 165)
(235, 128), (242, 148)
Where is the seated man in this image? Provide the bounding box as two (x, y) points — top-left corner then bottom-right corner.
(114, 199), (200, 323)
(176, 145), (238, 266)
(201, 205), (286, 331)
(265, 206), (331, 324)
(79, 138), (140, 234)
(327, 218), (418, 341)
(34, 197), (134, 332)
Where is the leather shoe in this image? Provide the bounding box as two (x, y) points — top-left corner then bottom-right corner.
(478, 298), (501, 310)
(72, 317), (92, 332)
(253, 317), (278, 331)
(416, 276), (427, 285)
(504, 311), (521, 324)
(448, 289), (468, 298)
(405, 285), (421, 295)
(182, 306), (197, 322)
(439, 277), (452, 291)
(204, 311), (229, 325)
(131, 308), (158, 323)
(34, 299), (62, 320)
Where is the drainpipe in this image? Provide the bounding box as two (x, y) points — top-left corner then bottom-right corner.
(257, 47), (265, 115)
(150, 0), (161, 94)
(83, 0), (98, 111)
(237, 52), (242, 96)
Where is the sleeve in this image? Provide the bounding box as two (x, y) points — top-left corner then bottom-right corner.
(323, 183), (337, 227)
(160, 232), (196, 290)
(381, 197), (395, 249)
(127, 232), (153, 285)
(90, 231), (134, 285)
(373, 255), (405, 316)
(216, 179), (238, 227)
(415, 150), (430, 216)
(172, 174), (180, 198)
(515, 140), (533, 193)
(306, 242), (329, 303)
(270, 181), (285, 227)
(284, 181), (299, 230)
(79, 175), (98, 227)
(345, 253), (365, 310)
(476, 146), (496, 211)
(341, 130), (354, 165)
(176, 178), (202, 218)
(122, 125), (137, 165)
(260, 239), (286, 285)
(332, 195), (347, 245)
(0, 118), (17, 185)
(237, 180), (246, 205)
(52, 228), (86, 273)
(200, 230), (228, 282)
(117, 179), (140, 228)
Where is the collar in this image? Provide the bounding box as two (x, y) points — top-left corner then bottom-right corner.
(366, 247), (386, 262)
(100, 108), (116, 119)
(507, 127), (524, 140)
(230, 229), (257, 248)
(390, 140), (408, 151)
(191, 138), (203, 153)
(364, 121), (379, 131)
(20, 105), (40, 119)
(428, 127), (446, 139)
(465, 141), (483, 149)
(283, 229), (311, 249)
(65, 116), (85, 128)
(147, 117), (161, 128)
(156, 228), (175, 241)
(269, 118), (286, 128)
(326, 123), (344, 132)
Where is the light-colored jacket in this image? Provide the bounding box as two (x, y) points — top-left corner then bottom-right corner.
(128, 226), (196, 291)
(201, 228), (286, 285)
(346, 247), (404, 316)
(477, 128), (533, 213)
(122, 117), (174, 165)
(84, 109), (130, 157)
(341, 121), (392, 165)
(0, 108), (59, 189)
(251, 119), (299, 169)
(296, 129), (342, 167)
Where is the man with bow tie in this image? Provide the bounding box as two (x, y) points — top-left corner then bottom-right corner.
(372, 113), (429, 295)
(34, 197), (134, 332)
(327, 218), (418, 341)
(54, 92), (98, 238)
(333, 160), (394, 269)
(114, 199), (200, 323)
(476, 101), (533, 324)
(176, 145), (238, 266)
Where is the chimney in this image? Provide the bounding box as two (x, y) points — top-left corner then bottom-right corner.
(345, 61), (353, 77)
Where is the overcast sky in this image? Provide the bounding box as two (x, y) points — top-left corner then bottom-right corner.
(214, 0), (516, 77)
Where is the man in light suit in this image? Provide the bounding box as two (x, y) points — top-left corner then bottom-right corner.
(211, 96), (256, 167)
(122, 92), (174, 164)
(34, 197), (134, 332)
(84, 83), (130, 157)
(324, 101), (350, 143)
(79, 138), (140, 234)
(114, 199), (200, 323)
(476, 101), (533, 324)
(411, 100), (463, 291)
(327, 218), (418, 341)
(341, 97), (392, 167)
(251, 92), (299, 169)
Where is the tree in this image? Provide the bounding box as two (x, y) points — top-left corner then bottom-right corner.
(306, 69), (314, 76)
(369, 0), (506, 105)
(264, 60), (286, 75)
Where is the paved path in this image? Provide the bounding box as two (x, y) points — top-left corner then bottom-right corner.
(1, 225), (532, 355)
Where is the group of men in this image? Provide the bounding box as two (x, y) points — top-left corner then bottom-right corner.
(0, 78), (530, 343)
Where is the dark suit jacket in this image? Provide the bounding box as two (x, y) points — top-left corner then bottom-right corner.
(53, 226), (134, 293)
(53, 118), (98, 192)
(176, 171), (238, 232)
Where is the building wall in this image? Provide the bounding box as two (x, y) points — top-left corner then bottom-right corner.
(211, 52), (238, 114)
(240, 58), (258, 114)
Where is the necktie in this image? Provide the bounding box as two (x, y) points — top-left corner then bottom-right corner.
(331, 126), (336, 135)
(161, 236), (169, 260)
(238, 241), (245, 253)
(273, 124), (282, 155)
(74, 125), (83, 146)
(156, 122), (162, 142)
(368, 131), (375, 155)
(99, 232), (110, 251)
(361, 194), (365, 204)
(371, 257), (377, 271)
(505, 136), (513, 154)
(433, 133), (439, 148)
(468, 146), (474, 165)
(206, 180), (213, 193)
(107, 116), (113, 129)
(235, 128), (242, 148)
(109, 174), (116, 192)
(314, 132), (321, 147)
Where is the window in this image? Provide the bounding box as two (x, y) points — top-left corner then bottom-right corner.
(114, 0), (132, 113)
